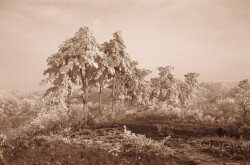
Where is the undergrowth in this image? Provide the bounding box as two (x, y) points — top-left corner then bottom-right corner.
(193, 136), (250, 161)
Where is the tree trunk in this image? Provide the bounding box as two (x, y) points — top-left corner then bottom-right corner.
(85, 79), (89, 104)
(124, 91), (127, 108)
(99, 79), (102, 113)
(80, 68), (88, 111)
(65, 57), (71, 109)
(112, 76), (115, 113)
(242, 104), (247, 124)
(131, 94), (134, 106)
(66, 85), (71, 109)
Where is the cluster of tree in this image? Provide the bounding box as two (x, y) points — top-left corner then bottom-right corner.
(149, 66), (200, 107)
(42, 26), (249, 123)
(198, 80), (250, 124)
(41, 27), (151, 112)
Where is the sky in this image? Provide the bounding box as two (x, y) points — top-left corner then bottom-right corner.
(0, 0), (250, 90)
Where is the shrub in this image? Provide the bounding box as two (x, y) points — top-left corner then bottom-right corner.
(30, 105), (69, 131)
(0, 92), (43, 133)
(121, 126), (173, 158)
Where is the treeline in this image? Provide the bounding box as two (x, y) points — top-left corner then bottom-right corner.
(41, 27), (199, 109)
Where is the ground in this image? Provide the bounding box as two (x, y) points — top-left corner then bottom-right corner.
(2, 117), (249, 165)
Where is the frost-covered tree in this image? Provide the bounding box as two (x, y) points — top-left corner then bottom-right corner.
(178, 72), (200, 107)
(90, 52), (112, 111)
(41, 52), (74, 107)
(126, 61), (151, 105)
(184, 72), (200, 88)
(231, 79), (250, 124)
(150, 66), (179, 105)
(42, 27), (101, 110)
(102, 31), (133, 112)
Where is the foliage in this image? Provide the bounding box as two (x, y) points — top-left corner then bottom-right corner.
(0, 91), (43, 134)
(42, 27), (102, 108)
(122, 126), (173, 158)
(150, 67), (200, 108)
(150, 66), (179, 105)
(102, 31), (138, 110)
(230, 79), (250, 124)
(41, 27), (151, 114)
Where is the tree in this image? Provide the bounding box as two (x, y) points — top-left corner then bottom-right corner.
(184, 72), (200, 88)
(231, 79), (250, 124)
(150, 66), (179, 105)
(41, 52), (74, 108)
(42, 27), (101, 110)
(126, 62), (151, 106)
(179, 72), (200, 107)
(90, 52), (111, 112)
(102, 31), (133, 112)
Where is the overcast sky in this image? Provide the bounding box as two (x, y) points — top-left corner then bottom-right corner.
(0, 0), (250, 90)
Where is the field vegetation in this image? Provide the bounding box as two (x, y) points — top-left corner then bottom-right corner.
(0, 27), (249, 164)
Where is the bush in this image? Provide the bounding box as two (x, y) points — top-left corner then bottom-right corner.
(30, 105), (69, 131)
(140, 102), (216, 123)
(121, 126), (173, 158)
(0, 92), (43, 133)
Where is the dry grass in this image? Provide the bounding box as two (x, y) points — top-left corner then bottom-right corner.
(193, 136), (250, 160)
